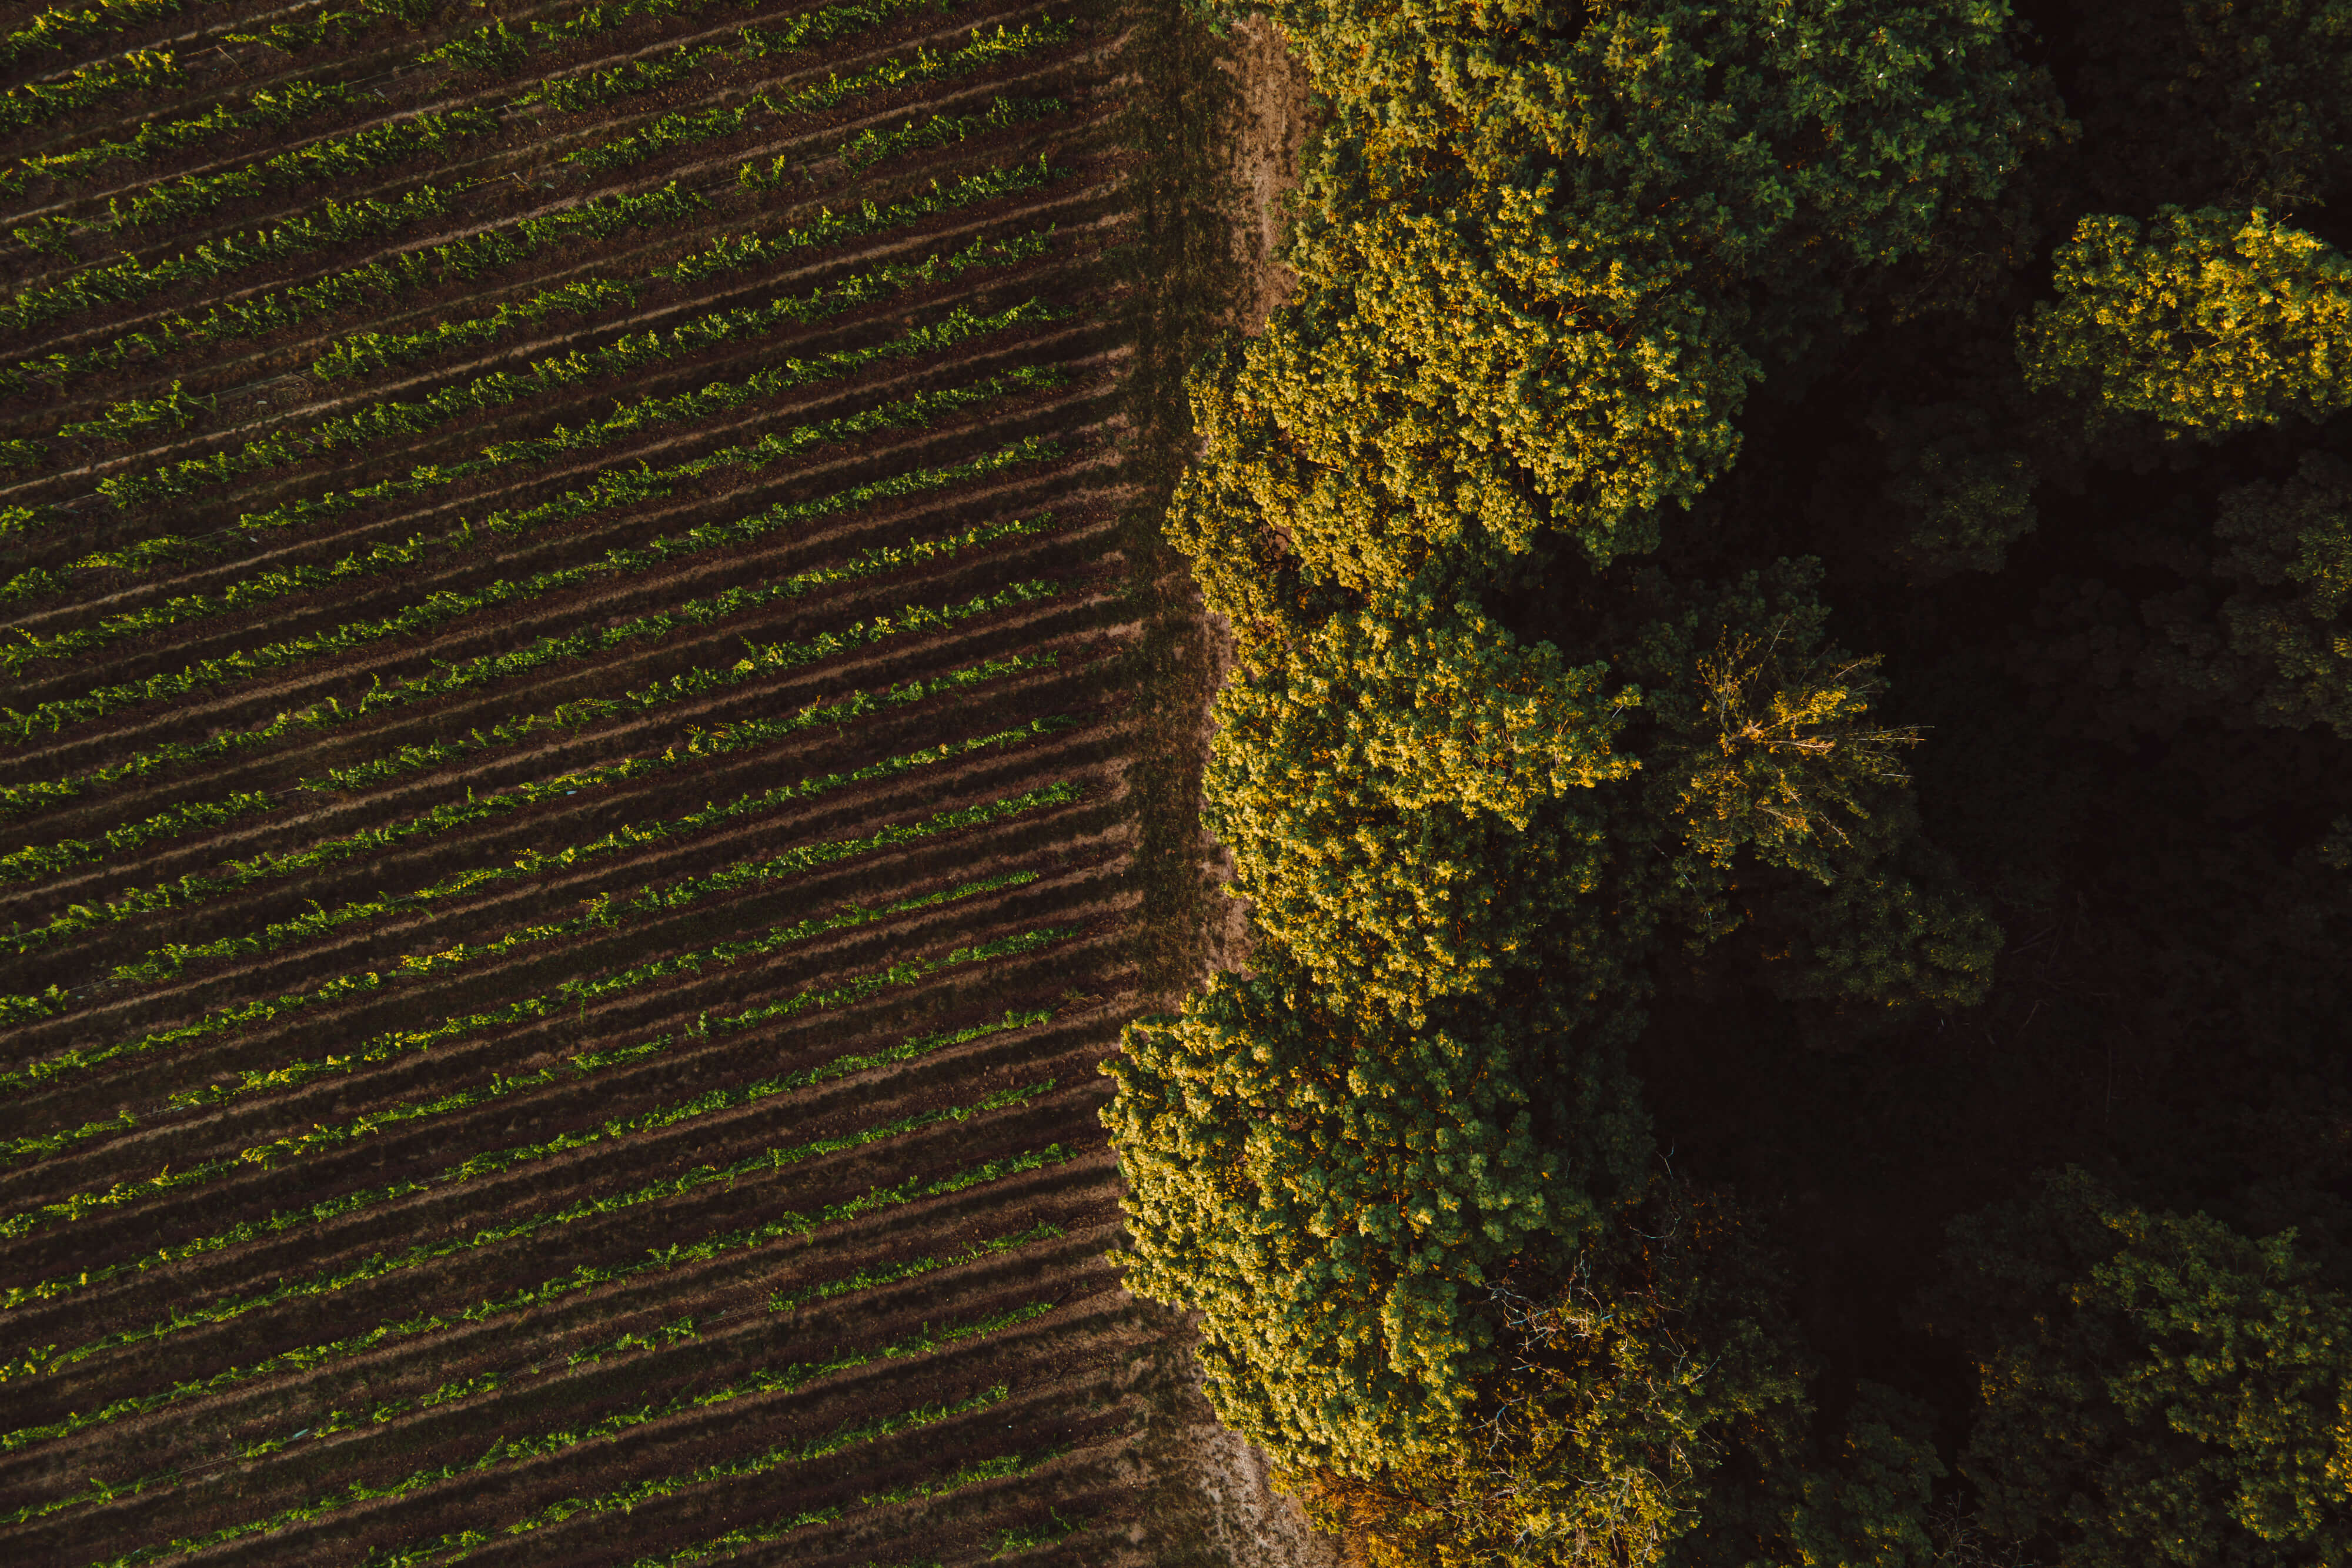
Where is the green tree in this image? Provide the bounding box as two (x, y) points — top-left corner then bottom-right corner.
(2053, 450), (2352, 745)
(1923, 1167), (2352, 1568)
(1120, 1), (2024, 1546)
(2191, 452), (2352, 734)
(1680, 1380), (1950, 1568)
(1269, 1176), (1952, 1568)
(2018, 207), (2352, 435)
(1276, 1176), (1814, 1568)
(2072, 0), (2352, 213)
(1203, 591), (1640, 1024)
(1100, 957), (1653, 1475)
(1167, 0), (2055, 633)
(1198, 575), (1999, 1027)
(1621, 561), (2005, 1014)
(1108, 577), (1997, 1515)
(1869, 400), (2042, 578)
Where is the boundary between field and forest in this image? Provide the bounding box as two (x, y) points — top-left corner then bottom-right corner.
(0, 0), (1319, 1559)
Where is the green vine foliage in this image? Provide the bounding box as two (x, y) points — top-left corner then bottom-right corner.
(1168, 0), (2054, 633)
(1923, 1168), (2352, 1568)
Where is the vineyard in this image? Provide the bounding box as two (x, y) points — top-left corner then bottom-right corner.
(0, 0), (1228, 1560)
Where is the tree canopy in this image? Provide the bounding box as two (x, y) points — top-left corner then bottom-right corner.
(1167, 0), (2058, 632)
(2020, 207), (2352, 435)
(1924, 1169), (2352, 1568)
(1102, 957), (1652, 1473)
(1108, 0), (2352, 1556)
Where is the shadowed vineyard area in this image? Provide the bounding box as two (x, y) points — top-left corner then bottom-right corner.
(0, 0), (1228, 1561)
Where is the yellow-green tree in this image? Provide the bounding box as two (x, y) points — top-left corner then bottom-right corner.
(2019, 208), (2352, 434)
(2073, 0), (2352, 212)
(1267, 1176), (1953, 1568)
(1168, 0), (2055, 634)
(1101, 957), (1653, 1475)
(1622, 562), (2005, 1015)
(1203, 592), (1640, 1024)
(1110, 578), (1998, 1500)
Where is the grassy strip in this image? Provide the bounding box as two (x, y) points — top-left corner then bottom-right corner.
(990, 1508), (1090, 1555)
(516, 33), (732, 113)
(1, 0), (205, 65)
(521, 0), (962, 112)
(243, 1218), (1064, 1472)
(9, 362), (1063, 750)
(99, 1304), (1054, 1568)
(316, 153), (1064, 380)
(626, 1443), (1058, 1568)
(2, 1008), (1057, 1316)
(0, 984), (69, 1021)
(432, 0), (958, 83)
(771, 1218), (1065, 1312)
(0, 573), (1059, 898)
(118, 714), (1078, 983)
(91, 229), (1055, 516)
(0, 185), (705, 400)
(837, 90), (1061, 175)
(0, 1007), (1049, 1269)
(11, 295), (1048, 613)
(1, 1465), (177, 1531)
(1, 861), (1050, 1136)
(242, 1218), (1061, 1466)
(5, 76), (360, 189)
(566, 1314), (703, 1370)
(0, 48), (179, 133)
(365, 1385), (1018, 1568)
(0, 0), (1050, 340)
(0, 784), (1073, 1129)
(572, 16), (1074, 172)
(0, 1142), (1073, 1454)
(0, 157), (1056, 577)
(537, 0), (947, 52)
(3, 871), (1057, 1159)
(2, 131), (1048, 409)
(0, 0), (724, 208)
(223, 301), (1066, 539)
(9, 650), (1057, 956)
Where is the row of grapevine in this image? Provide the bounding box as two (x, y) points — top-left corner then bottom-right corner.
(0, 572), (1069, 887)
(6, 647), (1059, 945)
(3, 0), (984, 244)
(0, 0), (1073, 337)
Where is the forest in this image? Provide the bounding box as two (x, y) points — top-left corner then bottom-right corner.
(1103, 0), (2352, 1562)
